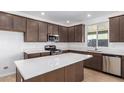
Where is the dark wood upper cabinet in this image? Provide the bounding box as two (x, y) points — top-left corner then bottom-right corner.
(0, 12), (13, 30)
(75, 24), (84, 42)
(48, 23), (53, 35)
(53, 24), (59, 35)
(68, 26), (75, 42)
(109, 17), (120, 42)
(82, 24), (85, 42)
(39, 21), (48, 42)
(59, 26), (68, 42)
(0, 12), (86, 43)
(13, 15), (26, 32)
(24, 19), (39, 42)
(120, 16), (124, 42)
(48, 23), (58, 35)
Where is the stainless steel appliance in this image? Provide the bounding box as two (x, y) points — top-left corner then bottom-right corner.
(48, 35), (59, 42)
(45, 45), (62, 55)
(103, 55), (121, 76)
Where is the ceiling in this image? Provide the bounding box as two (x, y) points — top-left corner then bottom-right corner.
(21, 11), (116, 25)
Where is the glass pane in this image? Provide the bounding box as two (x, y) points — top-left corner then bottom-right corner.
(98, 32), (108, 47)
(98, 39), (108, 47)
(98, 22), (108, 47)
(87, 25), (97, 47)
(88, 33), (97, 47)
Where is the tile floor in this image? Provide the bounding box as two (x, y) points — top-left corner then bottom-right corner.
(0, 68), (124, 82)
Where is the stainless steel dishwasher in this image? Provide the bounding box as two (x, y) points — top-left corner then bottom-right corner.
(103, 55), (121, 76)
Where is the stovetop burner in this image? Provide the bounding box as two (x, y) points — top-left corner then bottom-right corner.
(45, 45), (62, 55)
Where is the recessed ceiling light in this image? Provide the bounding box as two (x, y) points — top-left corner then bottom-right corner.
(87, 14), (91, 17)
(41, 12), (45, 15)
(66, 20), (70, 23)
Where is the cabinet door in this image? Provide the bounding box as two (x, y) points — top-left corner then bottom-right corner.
(28, 53), (41, 59)
(75, 24), (84, 42)
(65, 62), (84, 82)
(44, 68), (65, 82)
(68, 26), (75, 42)
(121, 56), (124, 78)
(0, 12), (13, 30)
(13, 15), (26, 32)
(120, 16), (124, 42)
(75, 62), (84, 81)
(25, 19), (39, 42)
(48, 23), (58, 35)
(59, 26), (68, 42)
(48, 23), (53, 35)
(39, 21), (48, 42)
(84, 53), (103, 71)
(41, 52), (50, 57)
(65, 63), (76, 82)
(109, 17), (120, 42)
(53, 24), (59, 35)
(82, 24), (85, 42)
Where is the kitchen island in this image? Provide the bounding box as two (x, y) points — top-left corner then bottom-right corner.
(15, 53), (92, 82)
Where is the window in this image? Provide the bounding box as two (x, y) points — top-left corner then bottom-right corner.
(87, 22), (108, 47)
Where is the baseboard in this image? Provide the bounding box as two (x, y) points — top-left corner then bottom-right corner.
(0, 71), (16, 78)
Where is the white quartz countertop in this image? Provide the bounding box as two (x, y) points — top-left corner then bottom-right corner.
(24, 50), (50, 54)
(15, 53), (92, 80)
(70, 48), (124, 56)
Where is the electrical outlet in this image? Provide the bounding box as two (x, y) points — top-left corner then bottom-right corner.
(3, 66), (8, 69)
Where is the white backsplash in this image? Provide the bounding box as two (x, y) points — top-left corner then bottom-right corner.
(109, 43), (124, 51)
(68, 42), (124, 51)
(23, 42), (69, 51)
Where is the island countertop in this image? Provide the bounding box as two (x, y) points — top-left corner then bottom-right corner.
(15, 53), (92, 80)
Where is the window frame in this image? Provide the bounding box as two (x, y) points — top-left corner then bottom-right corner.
(86, 21), (109, 48)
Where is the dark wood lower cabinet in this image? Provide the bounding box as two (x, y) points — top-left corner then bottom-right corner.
(16, 68), (24, 82)
(65, 63), (76, 82)
(43, 68), (65, 82)
(24, 53), (41, 59)
(41, 52), (50, 57)
(65, 62), (83, 82)
(83, 53), (103, 71)
(16, 61), (84, 82)
(75, 62), (84, 81)
(24, 52), (50, 59)
(121, 56), (124, 78)
(25, 68), (65, 82)
(69, 50), (103, 72)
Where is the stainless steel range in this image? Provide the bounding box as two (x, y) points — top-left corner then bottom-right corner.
(44, 45), (62, 55)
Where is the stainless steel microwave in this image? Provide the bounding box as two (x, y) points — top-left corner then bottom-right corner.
(48, 35), (59, 42)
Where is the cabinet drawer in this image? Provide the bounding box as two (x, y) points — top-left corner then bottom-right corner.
(28, 53), (41, 58)
(41, 52), (50, 57)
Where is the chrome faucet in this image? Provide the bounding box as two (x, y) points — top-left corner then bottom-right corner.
(94, 46), (98, 51)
